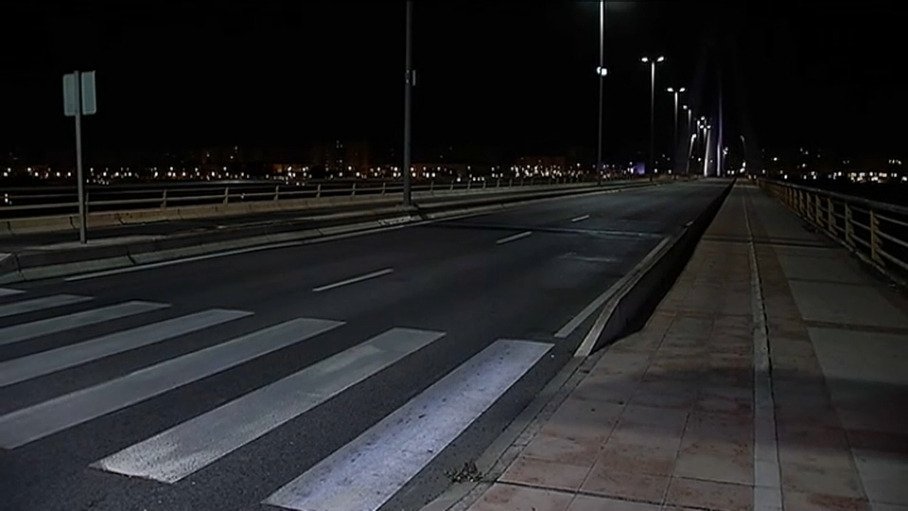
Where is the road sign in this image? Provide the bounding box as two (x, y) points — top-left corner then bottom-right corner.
(81, 71), (97, 115)
(63, 71), (96, 117)
(63, 70), (97, 244)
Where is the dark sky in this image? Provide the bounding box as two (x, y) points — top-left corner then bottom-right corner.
(0, 2), (904, 165)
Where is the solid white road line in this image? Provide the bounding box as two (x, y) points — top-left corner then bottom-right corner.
(0, 301), (170, 347)
(0, 317), (343, 448)
(263, 339), (552, 511)
(0, 294), (93, 319)
(312, 268), (393, 293)
(744, 194), (783, 511)
(495, 231), (533, 245)
(94, 327), (446, 483)
(0, 288), (24, 297)
(64, 241), (305, 282)
(570, 214), (591, 223)
(0, 309), (252, 388)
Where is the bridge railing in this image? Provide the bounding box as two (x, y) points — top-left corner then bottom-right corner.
(757, 178), (908, 284)
(0, 175), (631, 219)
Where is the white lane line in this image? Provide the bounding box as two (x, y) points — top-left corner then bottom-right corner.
(0, 294), (93, 319)
(570, 214), (591, 223)
(263, 339), (552, 511)
(94, 327), (446, 483)
(0, 317), (343, 448)
(495, 231), (533, 245)
(744, 194), (783, 511)
(64, 241), (305, 282)
(0, 288), (24, 297)
(0, 301), (170, 347)
(0, 309), (251, 388)
(312, 268), (394, 293)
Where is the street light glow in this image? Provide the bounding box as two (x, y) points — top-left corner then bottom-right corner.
(641, 57), (649, 63)
(679, 87), (686, 92)
(657, 56), (665, 62)
(596, 66), (608, 76)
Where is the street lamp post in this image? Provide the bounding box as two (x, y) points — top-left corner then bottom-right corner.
(682, 105), (692, 174)
(596, 1), (606, 185)
(667, 87), (686, 171)
(641, 56), (664, 174)
(402, 0), (413, 206)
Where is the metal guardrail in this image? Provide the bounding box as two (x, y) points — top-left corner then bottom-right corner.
(0, 175), (625, 219)
(758, 178), (908, 284)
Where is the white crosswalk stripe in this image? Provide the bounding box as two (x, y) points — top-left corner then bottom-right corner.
(0, 309), (252, 388)
(0, 317), (343, 448)
(93, 327), (446, 483)
(0, 294), (93, 319)
(264, 339), (553, 511)
(0, 288), (25, 297)
(0, 289), (552, 510)
(0, 301), (169, 346)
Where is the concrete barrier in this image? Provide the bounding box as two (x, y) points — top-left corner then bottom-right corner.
(7, 215), (76, 235)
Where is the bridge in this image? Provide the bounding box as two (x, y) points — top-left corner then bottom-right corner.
(1, 177), (906, 511)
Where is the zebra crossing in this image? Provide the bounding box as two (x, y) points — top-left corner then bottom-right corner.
(0, 286), (553, 510)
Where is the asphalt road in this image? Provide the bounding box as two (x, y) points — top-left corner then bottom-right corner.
(0, 180), (729, 511)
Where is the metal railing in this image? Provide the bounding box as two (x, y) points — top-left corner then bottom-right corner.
(0, 175), (631, 219)
(758, 178), (908, 284)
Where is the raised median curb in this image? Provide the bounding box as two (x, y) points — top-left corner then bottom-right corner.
(0, 179), (678, 284)
(575, 178), (735, 356)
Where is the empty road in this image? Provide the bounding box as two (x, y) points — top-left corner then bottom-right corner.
(0, 180), (728, 511)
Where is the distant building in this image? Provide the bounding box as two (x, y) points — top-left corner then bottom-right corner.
(308, 140), (371, 176)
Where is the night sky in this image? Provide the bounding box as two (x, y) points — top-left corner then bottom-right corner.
(1, 2), (904, 165)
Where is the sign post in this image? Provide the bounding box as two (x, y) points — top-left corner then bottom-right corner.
(63, 70), (96, 244)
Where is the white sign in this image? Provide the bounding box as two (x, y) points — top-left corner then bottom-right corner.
(63, 71), (97, 117)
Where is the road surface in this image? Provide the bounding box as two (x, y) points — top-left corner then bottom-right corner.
(0, 180), (727, 511)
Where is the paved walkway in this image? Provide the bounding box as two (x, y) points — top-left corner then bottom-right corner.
(461, 182), (908, 511)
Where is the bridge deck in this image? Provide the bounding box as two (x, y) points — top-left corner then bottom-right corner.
(467, 182), (908, 511)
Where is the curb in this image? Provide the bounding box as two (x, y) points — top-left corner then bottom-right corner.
(417, 178), (734, 511)
(0, 181), (667, 284)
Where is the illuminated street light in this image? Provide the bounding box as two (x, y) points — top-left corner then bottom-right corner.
(641, 55), (666, 174)
(666, 87), (687, 168)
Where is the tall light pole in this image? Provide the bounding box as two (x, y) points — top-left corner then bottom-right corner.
(402, 1), (413, 206)
(682, 105), (692, 174)
(641, 56), (664, 174)
(666, 87), (685, 170)
(595, 1), (606, 185)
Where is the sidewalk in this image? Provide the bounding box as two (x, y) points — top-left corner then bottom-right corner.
(462, 182), (908, 511)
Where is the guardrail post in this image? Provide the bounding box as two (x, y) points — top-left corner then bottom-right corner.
(482, 179), (486, 189)
(508, 178), (513, 187)
(274, 185), (280, 201)
(351, 182), (357, 196)
(224, 187), (229, 204)
(161, 189), (168, 209)
(815, 196), (822, 229)
(467, 179), (472, 190)
(827, 198), (835, 235)
(870, 210), (883, 265)
(381, 182), (387, 195)
(845, 204), (855, 248)
(450, 181), (454, 191)
(316, 183), (322, 198)
(497, 178), (501, 188)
